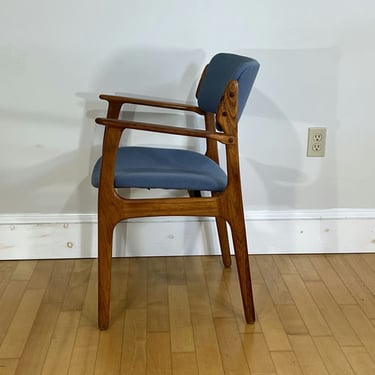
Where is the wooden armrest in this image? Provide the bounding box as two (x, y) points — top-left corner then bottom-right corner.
(95, 118), (236, 145)
(99, 94), (204, 115)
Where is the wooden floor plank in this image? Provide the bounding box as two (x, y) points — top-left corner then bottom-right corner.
(41, 311), (80, 375)
(190, 312), (225, 375)
(342, 346), (375, 375)
(79, 260), (97, 327)
(0, 359), (18, 375)
(11, 261), (37, 281)
(94, 306), (124, 375)
(27, 260), (55, 290)
(283, 274), (331, 336)
(306, 281), (361, 346)
(68, 324), (99, 375)
(15, 302), (61, 375)
(249, 255), (267, 284)
(270, 351), (303, 375)
(0, 288), (45, 359)
(254, 284), (292, 351)
(290, 255), (321, 281)
(167, 257), (186, 286)
(313, 336), (355, 375)
(43, 260), (74, 304)
(0, 262), (18, 299)
(186, 259), (225, 375)
(272, 254), (298, 275)
(1, 255), (375, 375)
(62, 259), (93, 311)
(185, 256), (211, 314)
(168, 285), (194, 353)
(361, 253), (375, 273)
(309, 255), (356, 305)
(111, 258), (129, 301)
(126, 258), (148, 309)
(0, 281), (28, 345)
(146, 332), (172, 375)
(214, 318), (251, 375)
(346, 254), (375, 294)
(241, 333), (276, 374)
(341, 304), (375, 363)
(276, 305), (308, 335)
(289, 335), (329, 375)
(256, 255), (294, 305)
(202, 257), (234, 319)
(329, 255), (375, 318)
(172, 352), (199, 375)
(120, 309), (147, 375)
(147, 257), (169, 332)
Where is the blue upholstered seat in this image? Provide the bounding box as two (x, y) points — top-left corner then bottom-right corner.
(91, 146), (227, 191)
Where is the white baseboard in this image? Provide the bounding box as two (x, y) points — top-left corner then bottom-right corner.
(1, 210), (375, 260)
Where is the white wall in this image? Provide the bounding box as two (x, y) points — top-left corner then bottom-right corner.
(1, 1), (375, 257)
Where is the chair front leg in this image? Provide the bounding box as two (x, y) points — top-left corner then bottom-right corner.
(98, 215), (115, 330)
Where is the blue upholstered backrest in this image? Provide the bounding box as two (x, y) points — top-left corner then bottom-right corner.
(197, 53), (260, 119)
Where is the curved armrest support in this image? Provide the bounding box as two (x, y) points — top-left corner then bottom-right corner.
(100, 94), (205, 115)
(95, 118), (236, 145)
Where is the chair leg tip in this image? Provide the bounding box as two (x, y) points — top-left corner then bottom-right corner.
(245, 312), (256, 324)
(98, 318), (110, 330)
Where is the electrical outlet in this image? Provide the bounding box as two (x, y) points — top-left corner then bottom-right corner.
(307, 127), (327, 157)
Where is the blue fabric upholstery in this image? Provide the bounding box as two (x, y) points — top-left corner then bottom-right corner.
(92, 53), (259, 192)
(91, 146), (227, 191)
(197, 53), (260, 120)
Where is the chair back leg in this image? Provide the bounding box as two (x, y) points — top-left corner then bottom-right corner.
(215, 217), (232, 267)
(221, 177), (255, 323)
(227, 211), (255, 323)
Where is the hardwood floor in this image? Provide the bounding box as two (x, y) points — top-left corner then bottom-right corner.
(1, 254), (375, 374)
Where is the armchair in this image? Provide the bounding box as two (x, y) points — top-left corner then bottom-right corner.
(91, 53), (260, 330)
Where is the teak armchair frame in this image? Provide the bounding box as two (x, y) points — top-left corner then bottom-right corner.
(94, 59), (256, 330)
